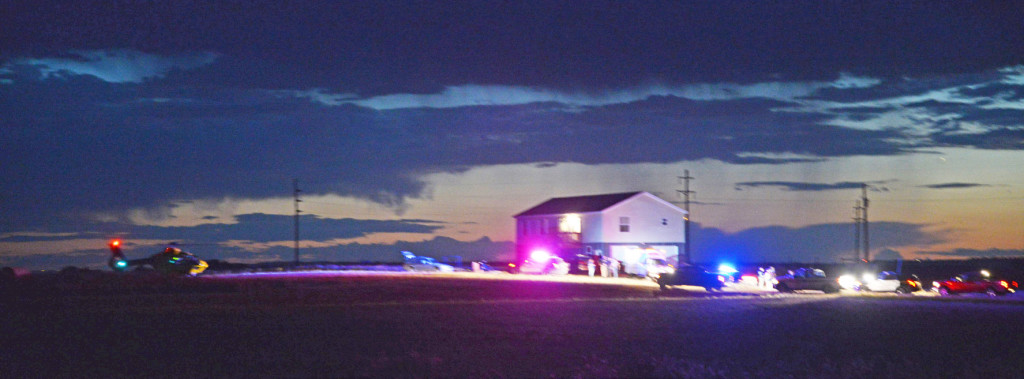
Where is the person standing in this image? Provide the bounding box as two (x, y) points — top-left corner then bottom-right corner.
(587, 256), (596, 277)
(608, 258), (620, 278)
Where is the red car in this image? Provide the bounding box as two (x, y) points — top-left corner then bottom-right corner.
(932, 270), (1018, 296)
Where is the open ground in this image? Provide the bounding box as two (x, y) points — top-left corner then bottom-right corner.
(3, 272), (1023, 378)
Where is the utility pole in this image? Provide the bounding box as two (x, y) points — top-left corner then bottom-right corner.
(861, 183), (870, 262)
(677, 170), (694, 264)
(853, 200), (863, 262)
(293, 178), (302, 265)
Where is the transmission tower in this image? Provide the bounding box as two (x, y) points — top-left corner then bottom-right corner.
(677, 170), (694, 264)
(293, 178), (302, 264)
(853, 200), (863, 262)
(861, 184), (870, 262)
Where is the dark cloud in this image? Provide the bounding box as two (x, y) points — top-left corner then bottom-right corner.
(734, 181), (880, 192)
(952, 108), (1024, 128)
(0, 235), (514, 270)
(919, 183), (991, 190)
(121, 213), (446, 243)
(0, 85), (916, 229)
(287, 236), (516, 264)
(0, 249), (106, 270)
(3, 1), (1023, 92)
(933, 128), (1024, 150)
(727, 156), (826, 165)
(0, 213), (444, 244)
(1, 57), (1017, 233)
(691, 221), (945, 264)
(873, 248), (904, 261)
(5, 220), (945, 269)
(919, 248), (1024, 259)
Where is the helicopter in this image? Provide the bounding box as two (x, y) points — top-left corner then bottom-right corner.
(107, 239), (209, 275)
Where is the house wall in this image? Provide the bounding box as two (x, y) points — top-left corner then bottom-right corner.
(515, 215), (571, 262)
(579, 213), (603, 242)
(598, 193), (686, 244)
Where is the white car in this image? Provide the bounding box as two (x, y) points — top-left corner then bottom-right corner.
(518, 256), (570, 275)
(861, 271), (922, 294)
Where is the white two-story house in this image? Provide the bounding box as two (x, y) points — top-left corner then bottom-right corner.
(513, 191), (688, 268)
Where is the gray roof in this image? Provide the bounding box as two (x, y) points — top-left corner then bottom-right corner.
(514, 192), (643, 217)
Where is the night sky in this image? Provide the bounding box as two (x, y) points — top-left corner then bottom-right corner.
(3, 1), (1024, 269)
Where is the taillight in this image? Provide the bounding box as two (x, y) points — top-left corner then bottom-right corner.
(907, 279), (919, 287)
(1000, 281), (1009, 288)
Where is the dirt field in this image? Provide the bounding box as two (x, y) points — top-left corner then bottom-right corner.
(3, 272), (1023, 378)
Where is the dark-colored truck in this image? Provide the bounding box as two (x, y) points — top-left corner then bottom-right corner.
(657, 265), (725, 291)
(774, 267), (841, 293)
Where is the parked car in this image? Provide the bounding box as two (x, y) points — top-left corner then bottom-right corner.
(657, 265), (725, 292)
(932, 270), (1018, 296)
(774, 268), (841, 293)
(518, 256), (570, 275)
(861, 271), (922, 294)
(401, 251), (455, 272)
(473, 261), (499, 272)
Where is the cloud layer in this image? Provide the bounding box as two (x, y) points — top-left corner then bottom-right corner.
(6, 50), (219, 83)
(2, 2), (1022, 268)
(2, 62), (1023, 231)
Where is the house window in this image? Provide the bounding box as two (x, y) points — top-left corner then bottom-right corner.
(559, 214), (581, 234)
(619, 217), (630, 232)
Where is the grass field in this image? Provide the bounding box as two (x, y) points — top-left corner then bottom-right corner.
(3, 272), (1023, 378)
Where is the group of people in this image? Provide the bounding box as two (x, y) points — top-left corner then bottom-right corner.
(757, 266), (777, 289)
(587, 255), (621, 278)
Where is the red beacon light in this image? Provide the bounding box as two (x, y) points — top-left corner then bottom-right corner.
(110, 240), (121, 247)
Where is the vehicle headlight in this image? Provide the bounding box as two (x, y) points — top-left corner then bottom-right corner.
(838, 275), (860, 289)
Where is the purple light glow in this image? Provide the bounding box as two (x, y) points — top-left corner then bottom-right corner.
(530, 249), (550, 262)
